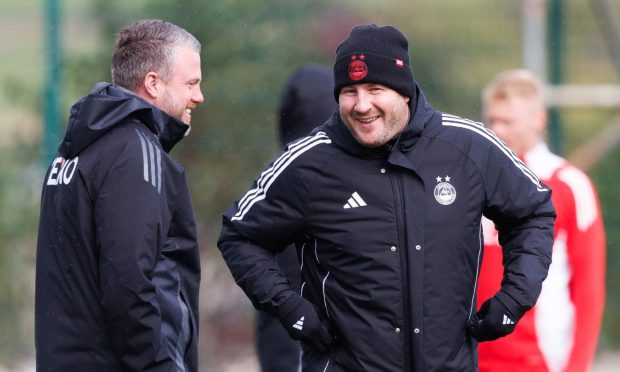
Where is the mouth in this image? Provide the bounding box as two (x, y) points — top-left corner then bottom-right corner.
(354, 115), (380, 127)
(180, 108), (193, 124)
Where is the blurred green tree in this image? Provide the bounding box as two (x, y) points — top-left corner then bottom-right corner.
(0, 146), (40, 365)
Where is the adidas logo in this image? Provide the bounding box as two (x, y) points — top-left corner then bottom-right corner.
(343, 192), (367, 209)
(503, 314), (514, 325)
(293, 316), (304, 330)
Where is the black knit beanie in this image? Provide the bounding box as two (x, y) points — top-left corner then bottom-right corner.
(333, 24), (415, 101)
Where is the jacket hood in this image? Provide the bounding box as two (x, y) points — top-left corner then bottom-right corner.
(58, 82), (190, 158)
(324, 81), (437, 158)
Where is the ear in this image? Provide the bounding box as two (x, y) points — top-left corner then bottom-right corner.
(143, 71), (160, 99)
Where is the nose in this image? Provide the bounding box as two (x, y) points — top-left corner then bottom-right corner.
(193, 86), (204, 104)
(354, 91), (372, 113)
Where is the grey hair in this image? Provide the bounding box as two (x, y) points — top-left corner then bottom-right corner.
(111, 19), (201, 91)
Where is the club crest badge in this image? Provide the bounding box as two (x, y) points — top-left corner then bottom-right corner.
(348, 54), (368, 81)
(434, 175), (456, 205)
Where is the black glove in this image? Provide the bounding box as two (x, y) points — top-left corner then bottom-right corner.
(467, 291), (527, 342)
(276, 295), (335, 352)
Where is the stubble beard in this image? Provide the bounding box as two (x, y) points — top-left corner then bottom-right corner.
(160, 91), (188, 124)
(341, 102), (409, 148)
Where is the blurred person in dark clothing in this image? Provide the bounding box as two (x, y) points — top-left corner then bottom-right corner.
(278, 64), (337, 146)
(256, 64), (336, 372)
(35, 19), (203, 371)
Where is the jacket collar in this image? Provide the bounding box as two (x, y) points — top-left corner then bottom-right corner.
(58, 82), (189, 158)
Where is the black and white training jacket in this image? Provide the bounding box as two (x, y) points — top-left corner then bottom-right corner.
(219, 83), (555, 371)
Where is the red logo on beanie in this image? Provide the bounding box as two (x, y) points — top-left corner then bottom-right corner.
(348, 54), (368, 81)
(395, 59), (404, 68)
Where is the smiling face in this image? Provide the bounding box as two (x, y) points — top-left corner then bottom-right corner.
(156, 44), (204, 125)
(338, 83), (410, 148)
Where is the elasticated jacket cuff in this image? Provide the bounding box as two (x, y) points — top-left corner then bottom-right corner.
(275, 295), (304, 321)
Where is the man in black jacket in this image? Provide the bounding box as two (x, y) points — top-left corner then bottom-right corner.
(35, 19), (203, 371)
(219, 24), (555, 371)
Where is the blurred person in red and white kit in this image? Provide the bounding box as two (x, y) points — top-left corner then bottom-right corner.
(477, 69), (606, 372)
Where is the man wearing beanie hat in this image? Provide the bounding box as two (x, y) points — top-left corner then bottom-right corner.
(219, 24), (555, 371)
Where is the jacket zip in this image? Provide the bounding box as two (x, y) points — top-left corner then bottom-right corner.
(391, 169), (412, 371)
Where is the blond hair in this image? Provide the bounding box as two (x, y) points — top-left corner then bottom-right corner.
(482, 69), (545, 110)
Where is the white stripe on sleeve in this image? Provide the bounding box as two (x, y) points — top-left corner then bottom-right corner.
(557, 166), (598, 231)
(442, 114), (548, 192)
(232, 132), (331, 221)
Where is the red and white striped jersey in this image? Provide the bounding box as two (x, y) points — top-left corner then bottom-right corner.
(477, 142), (606, 372)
